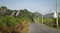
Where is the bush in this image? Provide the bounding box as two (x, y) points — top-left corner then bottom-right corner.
(5, 16), (18, 27)
(0, 17), (6, 28)
(58, 17), (60, 26)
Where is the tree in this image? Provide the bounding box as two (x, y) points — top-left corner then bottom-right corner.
(5, 9), (13, 15)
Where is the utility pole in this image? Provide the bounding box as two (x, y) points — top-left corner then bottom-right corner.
(38, 13), (39, 23)
(56, 0), (58, 28)
(42, 14), (43, 25)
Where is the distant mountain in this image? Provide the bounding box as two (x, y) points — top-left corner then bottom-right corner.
(43, 12), (60, 18)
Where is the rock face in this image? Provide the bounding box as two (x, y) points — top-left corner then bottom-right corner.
(16, 11), (20, 17)
(11, 11), (20, 17)
(0, 6), (7, 15)
(11, 11), (16, 16)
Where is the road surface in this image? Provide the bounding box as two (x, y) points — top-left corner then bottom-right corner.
(28, 22), (60, 33)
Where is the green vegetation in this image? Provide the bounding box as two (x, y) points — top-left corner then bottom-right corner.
(0, 6), (60, 33)
(43, 17), (60, 28)
(0, 17), (6, 28)
(5, 16), (18, 27)
(0, 6), (32, 33)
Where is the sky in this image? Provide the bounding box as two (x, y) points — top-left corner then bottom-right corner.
(0, 0), (60, 15)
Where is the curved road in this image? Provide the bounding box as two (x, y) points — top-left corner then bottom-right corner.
(28, 22), (60, 33)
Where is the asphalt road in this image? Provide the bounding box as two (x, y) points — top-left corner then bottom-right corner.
(28, 22), (60, 33)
